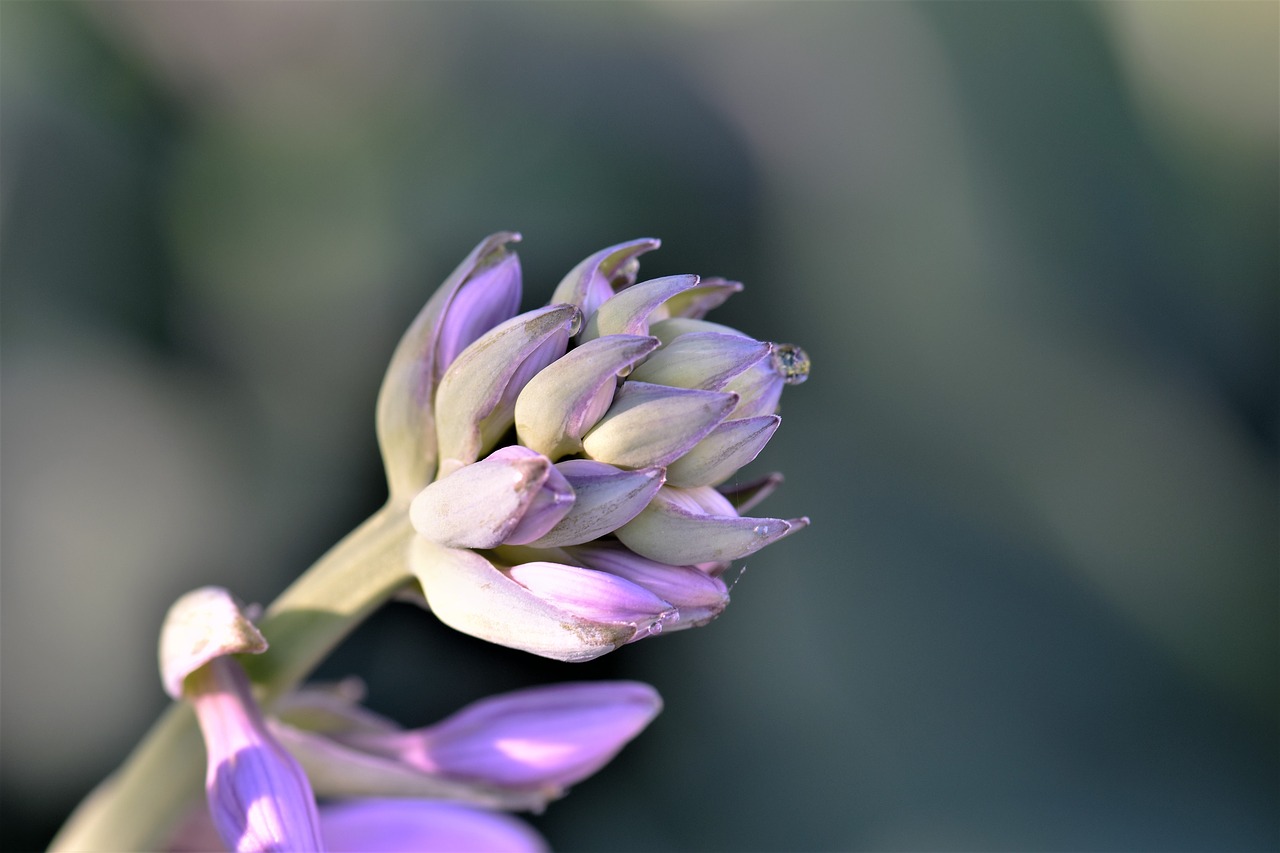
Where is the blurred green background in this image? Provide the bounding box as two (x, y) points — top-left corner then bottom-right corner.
(2, 2), (1276, 851)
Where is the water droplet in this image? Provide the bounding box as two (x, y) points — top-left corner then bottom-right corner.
(752, 523), (771, 536)
(567, 308), (585, 337)
(770, 343), (810, 385)
(648, 620), (663, 635)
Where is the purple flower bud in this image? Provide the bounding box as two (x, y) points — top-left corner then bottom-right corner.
(410, 538), (649, 661)
(506, 561), (676, 627)
(336, 682), (661, 793)
(434, 305), (578, 476)
(187, 658), (324, 853)
(409, 447), (573, 550)
(377, 232), (523, 502)
(434, 253), (523, 375)
(158, 589), (324, 852)
(568, 543), (730, 630)
(320, 799), (547, 853)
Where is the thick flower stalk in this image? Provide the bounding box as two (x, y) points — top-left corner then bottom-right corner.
(380, 235), (810, 661)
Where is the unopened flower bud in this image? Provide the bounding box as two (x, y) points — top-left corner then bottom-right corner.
(664, 415), (781, 488)
(615, 485), (809, 565)
(568, 543), (729, 631)
(394, 237), (810, 659)
(506, 561), (676, 627)
(409, 447), (572, 550)
(580, 274), (700, 341)
(523, 460), (665, 548)
(377, 232), (522, 503)
(159, 588), (323, 853)
(580, 382), (738, 469)
(627, 331), (770, 391)
(269, 680), (661, 815)
(515, 334), (659, 460)
(434, 305), (579, 476)
(409, 538), (652, 662)
(550, 238), (661, 319)
(336, 682), (661, 793)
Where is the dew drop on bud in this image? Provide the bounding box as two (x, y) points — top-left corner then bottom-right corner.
(771, 343), (810, 386)
(752, 524), (770, 536)
(567, 308), (585, 337)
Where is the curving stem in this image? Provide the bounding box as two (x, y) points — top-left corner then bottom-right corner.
(50, 504), (417, 852)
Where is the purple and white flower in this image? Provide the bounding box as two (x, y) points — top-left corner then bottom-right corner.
(160, 587), (662, 853)
(379, 236), (811, 661)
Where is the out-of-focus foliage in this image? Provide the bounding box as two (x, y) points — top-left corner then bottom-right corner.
(2, 3), (1275, 851)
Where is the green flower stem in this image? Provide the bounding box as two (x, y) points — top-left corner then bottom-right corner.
(242, 503), (416, 701)
(50, 503), (417, 852)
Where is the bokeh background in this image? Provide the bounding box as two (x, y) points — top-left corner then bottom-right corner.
(2, 2), (1276, 851)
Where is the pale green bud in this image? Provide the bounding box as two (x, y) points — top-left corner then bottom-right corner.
(514, 335), (659, 460)
(626, 331), (769, 391)
(434, 305), (578, 477)
(523, 460), (666, 548)
(580, 275), (700, 342)
(580, 381), (738, 469)
(664, 415), (781, 488)
(614, 485), (808, 565)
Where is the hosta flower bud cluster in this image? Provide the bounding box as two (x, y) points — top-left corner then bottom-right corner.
(379, 235), (810, 662)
